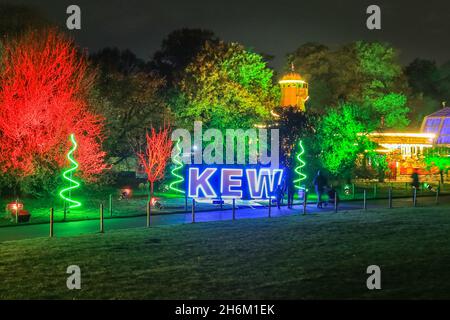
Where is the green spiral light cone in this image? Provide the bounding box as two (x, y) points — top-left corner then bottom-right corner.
(169, 139), (185, 194)
(59, 133), (82, 208)
(293, 140), (307, 190)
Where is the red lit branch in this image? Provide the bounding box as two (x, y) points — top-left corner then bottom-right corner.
(137, 124), (173, 200)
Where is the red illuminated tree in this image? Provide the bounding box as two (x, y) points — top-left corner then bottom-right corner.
(137, 124), (173, 203)
(0, 29), (108, 190)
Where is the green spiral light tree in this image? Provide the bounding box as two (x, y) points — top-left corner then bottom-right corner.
(59, 133), (82, 209)
(169, 139), (185, 194)
(293, 140), (307, 190)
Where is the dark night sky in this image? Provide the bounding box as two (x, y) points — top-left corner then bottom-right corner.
(4, 0), (450, 71)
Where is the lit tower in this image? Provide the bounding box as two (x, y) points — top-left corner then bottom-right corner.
(278, 64), (309, 111)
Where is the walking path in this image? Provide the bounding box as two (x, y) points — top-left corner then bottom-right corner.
(0, 195), (448, 242)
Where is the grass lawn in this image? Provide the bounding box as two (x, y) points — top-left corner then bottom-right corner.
(1, 204), (450, 299)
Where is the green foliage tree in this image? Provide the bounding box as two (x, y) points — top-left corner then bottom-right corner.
(436, 61), (450, 103)
(405, 59), (440, 99)
(149, 28), (219, 88)
(424, 147), (450, 184)
(372, 93), (410, 128)
(176, 41), (278, 129)
(317, 104), (374, 179)
(287, 41), (407, 111)
(90, 48), (171, 164)
(90, 47), (146, 75)
(0, 4), (50, 37)
(404, 59), (449, 126)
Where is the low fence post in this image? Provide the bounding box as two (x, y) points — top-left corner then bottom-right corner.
(268, 197), (271, 218)
(191, 198), (195, 223)
(303, 191), (307, 215)
(413, 187), (417, 207)
(49, 208), (54, 238)
(232, 198), (236, 221)
(63, 201), (67, 221)
(100, 203), (104, 233)
(435, 186), (440, 205)
(15, 198), (19, 224)
(109, 194), (113, 217)
(363, 189), (367, 211)
(146, 200), (151, 228)
(388, 187), (393, 209)
(334, 191), (338, 213)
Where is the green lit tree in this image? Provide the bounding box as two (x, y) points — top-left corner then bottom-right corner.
(287, 41), (408, 110)
(372, 93), (410, 129)
(176, 41), (278, 129)
(424, 147), (450, 184)
(317, 103), (373, 179)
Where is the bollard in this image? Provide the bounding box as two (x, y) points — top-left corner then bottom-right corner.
(388, 187), (393, 209)
(435, 186), (440, 205)
(109, 194), (113, 217)
(334, 191), (338, 213)
(413, 187), (417, 207)
(232, 198), (236, 220)
(49, 208), (54, 238)
(192, 198), (196, 223)
(146, 200), (151, 228)
(185, 195), (188, 212)
(100, 203), (104, 233)
(303, 191), (307, 215)
(373, 184), (377, 198)
(63, 201), (67, 221)
(363, 189), (367, 210)
(352, 183), (355, 199)
(268, 197), (272, 218)
(15, 198), (19, 224)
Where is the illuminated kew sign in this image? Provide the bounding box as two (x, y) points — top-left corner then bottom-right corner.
(187, 166), (283, 199)
(171, 121), (284, 199)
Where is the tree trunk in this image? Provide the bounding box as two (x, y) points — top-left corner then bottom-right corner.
(440, 170), (444, 184)
(150, 181), (154, 207)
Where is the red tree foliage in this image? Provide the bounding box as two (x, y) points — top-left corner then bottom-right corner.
(0, 30), (108, 181)
(137, 124), (173, 198)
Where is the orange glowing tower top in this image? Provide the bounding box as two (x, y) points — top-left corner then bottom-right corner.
(278, 64), (309, 111)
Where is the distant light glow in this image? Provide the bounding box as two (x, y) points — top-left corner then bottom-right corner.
(278, 80), (306, 84)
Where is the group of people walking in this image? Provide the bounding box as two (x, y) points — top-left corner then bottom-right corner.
(275, 169), (336, 209)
